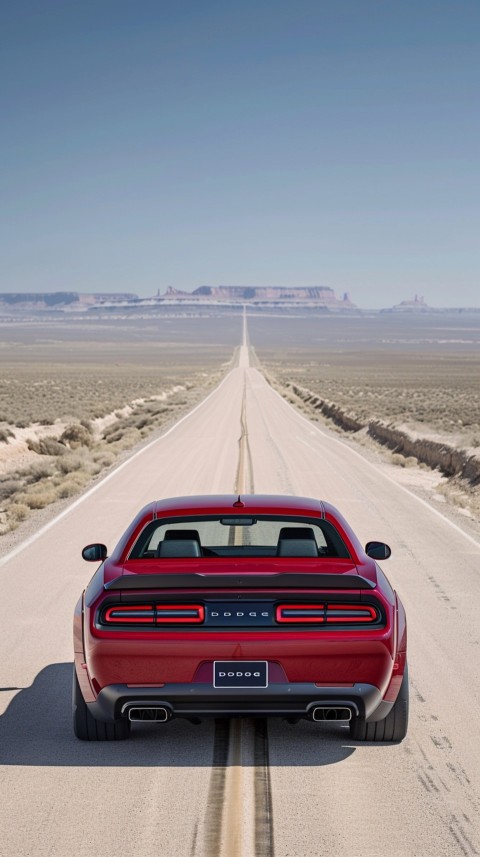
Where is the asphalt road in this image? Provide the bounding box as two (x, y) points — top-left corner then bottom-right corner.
(1, 333), (479, 857)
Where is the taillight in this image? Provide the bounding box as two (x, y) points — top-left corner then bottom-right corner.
(101, 603), (205, 626)
(276, 603), (380, 625)
(326, 604), (378, 623)
(276, 604), (325, 623)
(155, 604), (204, 624)
(104, 605), (155, 624)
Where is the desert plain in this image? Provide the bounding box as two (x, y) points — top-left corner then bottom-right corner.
(0, 312), (241, 543)
(1, 308), (479, 547)
(249, 310), (480, 520)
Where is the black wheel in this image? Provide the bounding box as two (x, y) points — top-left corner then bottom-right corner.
(72, 666), (130, 741)
(350, 664), (409, 742)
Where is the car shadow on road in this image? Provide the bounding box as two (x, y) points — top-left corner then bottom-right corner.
(0, 663), (356, 767)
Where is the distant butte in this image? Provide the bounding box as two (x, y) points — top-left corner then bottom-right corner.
(161, 285), (355, 306)
(0, 287), (356, 311)
(390, 294), (430, 311)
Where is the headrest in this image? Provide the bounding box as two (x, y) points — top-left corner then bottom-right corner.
(164, 529), (201, 543)
(156, 539), (202, 558)
(277, 527), (316, 541)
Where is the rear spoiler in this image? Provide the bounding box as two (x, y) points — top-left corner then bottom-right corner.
(105, 573), (375, 591)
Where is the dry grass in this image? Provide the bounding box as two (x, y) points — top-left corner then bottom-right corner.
(391, 454), (418, 468)
(0, 478), (19, 501)
(60, 423), (93, 448)
(0, 387), (215, 533)
(270, 364), (480, 446)
(250, 313), (480, 450)
(0, 315), (240, 534)
(0, 428), (14, 443)
(0, 315), (240, 426)
(26, 436), (66, 456)
(249, 311), (480, 520)
(0, 366), (189, 426)
(8, 503), (30, 522)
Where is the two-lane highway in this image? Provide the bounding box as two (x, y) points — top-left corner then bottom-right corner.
(1, 322), (479, 857)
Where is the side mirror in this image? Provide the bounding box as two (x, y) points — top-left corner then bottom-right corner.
(82, 543), (108, 562)
(365, 541), (391, 560)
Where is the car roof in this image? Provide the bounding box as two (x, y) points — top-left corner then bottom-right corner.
(153, 494), (325, 518)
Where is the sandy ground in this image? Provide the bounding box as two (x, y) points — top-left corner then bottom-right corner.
(0, 422), (68, 474)
(0, 384), (187, 477)
(0, 383), (212, 558)
(338, 424), (480, 533)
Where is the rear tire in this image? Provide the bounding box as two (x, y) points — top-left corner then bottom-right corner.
(72, 666), (130, 741)
(350, 664), (409, 742)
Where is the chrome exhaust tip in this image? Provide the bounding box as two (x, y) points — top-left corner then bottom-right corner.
(312, 706), (352, 722)
(127, 706), (169, 723)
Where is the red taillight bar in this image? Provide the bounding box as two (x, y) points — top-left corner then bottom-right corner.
(155, 604), (205, 624)
(276, 604), (325, 623)
(104, 605), (155, 624)
(102, 604), (205, 625)
(326, 604), (378, 623)
(276, 603), (379, 624)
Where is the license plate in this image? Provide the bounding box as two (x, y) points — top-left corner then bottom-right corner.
(213, 660), (268, 688)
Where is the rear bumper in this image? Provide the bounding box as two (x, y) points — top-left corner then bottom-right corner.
(87, 681), (391, 723)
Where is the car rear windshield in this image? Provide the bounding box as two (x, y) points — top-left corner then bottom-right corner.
(129, 515), (350, 559)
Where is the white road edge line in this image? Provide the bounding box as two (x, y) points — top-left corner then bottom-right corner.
(0, 372), (232, 569)
(261, 370), (480, 551)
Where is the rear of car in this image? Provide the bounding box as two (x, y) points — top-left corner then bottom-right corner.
(73, 496), (408, 742)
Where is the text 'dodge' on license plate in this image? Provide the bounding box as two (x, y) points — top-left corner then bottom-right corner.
(213, 661), (268, 688)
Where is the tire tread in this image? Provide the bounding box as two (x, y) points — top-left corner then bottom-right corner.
(72, 667), (130, 741)
(350, 665), (409, 743)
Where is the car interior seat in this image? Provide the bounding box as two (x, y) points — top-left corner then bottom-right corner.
(276, 526), (319, 557)
(156, 529), (202, 558)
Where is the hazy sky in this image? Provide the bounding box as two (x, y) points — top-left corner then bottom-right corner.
(1, 1), (479, 308)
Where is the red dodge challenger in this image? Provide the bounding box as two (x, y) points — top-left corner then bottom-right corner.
(73, 494), (408, 742)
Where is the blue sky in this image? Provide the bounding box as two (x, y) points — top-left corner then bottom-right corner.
(1, 0), (479, 307)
